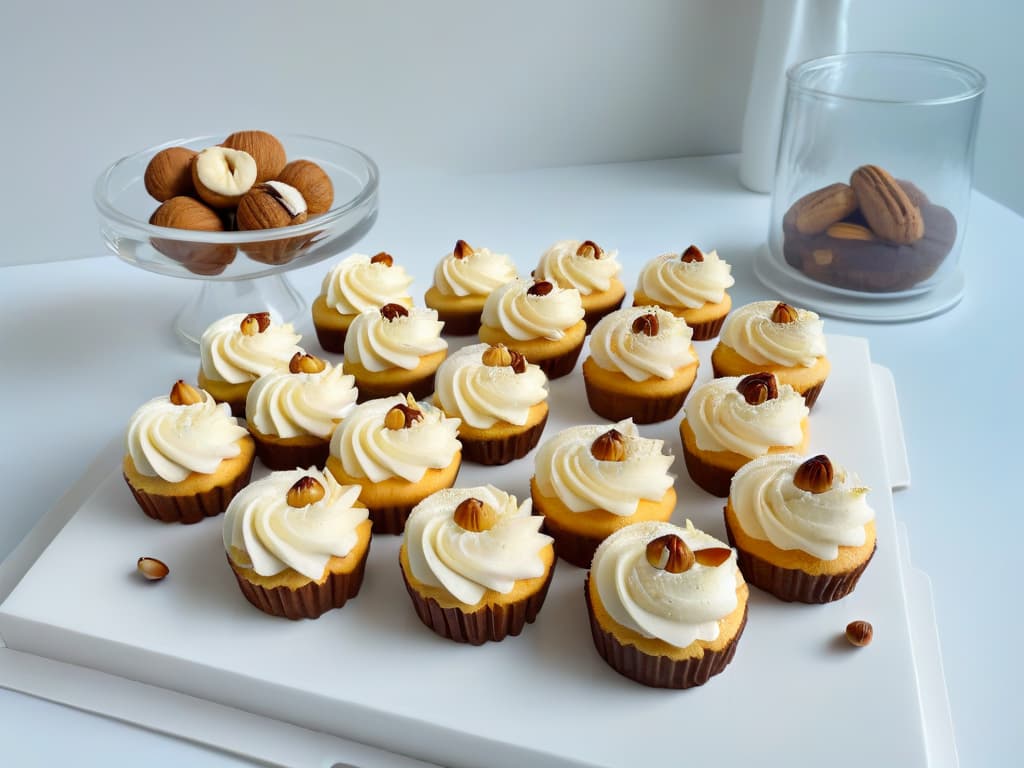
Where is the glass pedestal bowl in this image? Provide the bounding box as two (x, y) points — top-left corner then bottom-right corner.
(94, 134), (379, 343)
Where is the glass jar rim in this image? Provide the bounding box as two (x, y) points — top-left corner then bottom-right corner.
(786, 51), (986, 106)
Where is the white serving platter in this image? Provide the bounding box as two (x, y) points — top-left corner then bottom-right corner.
(0, 335), (953, 767)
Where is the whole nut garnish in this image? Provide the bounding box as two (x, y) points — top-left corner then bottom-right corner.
(222, 130), (287, 184)
(681, 245), (705, 263)
(370, 251), (394, 267)
(793, 455), (835, 493)
(826, 222), (875, 241)
(591, 429), (627, 462)
(144, 146), (198, 202)
(239, 311), (271, 336)
(452, 497), (497, 532)
(289, 352), (327, 374)
(137, 557), (169, 581)
(736, 372), (778, 405)
(286, 476), (325, 508)
(482, 343), (514, 367)
(384, 403), (423, 430)
(694, 547), (733, 567)
(380, 303), (410, 321)
(631, 312), (659, 337)
(790, 182), (858, 235)
(149, 196), (225, 232)
(845, 620), (873, 647)
(237, 182), (308, 230)
(575, 240), (603, 259)
(850, 165), (924, 244)
(169, 380), (203, 406)
(453, 239), (474, 259)
(645, 534), (695, 574)
(771, 302), (799, 324)
(527, 280), (554, 297)
(191, 146), (258, 208)
(275, 159), (334, 214)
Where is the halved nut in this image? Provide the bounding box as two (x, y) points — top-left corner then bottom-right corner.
(137, 557), (169, 581)
(169, 380), (203, 406)
(289, 352), (327, 374)
(645, 534), (695, 574)
(286, 476), (325, 508)
(192, 146), (258, 208)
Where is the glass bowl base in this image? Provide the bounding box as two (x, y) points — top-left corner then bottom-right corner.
(174, 274), (306, 345)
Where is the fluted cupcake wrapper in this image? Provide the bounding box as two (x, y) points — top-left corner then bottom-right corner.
(583, 298), (625, 334)
(584, 381), (692, 425)
(125, 461), (254, 525)
(584, 576), (747, 688)
(687, 315), (727, 341)
(538, 512), (604, 569)
(314, 324), (347, 354)
(434, 310), (482, 336)
(681, 440), (735, 498)
(401, 561), (556, 645)
(252, 437), (330, 472)
(367, 503), (417, 535)
(354, 371), (437, 404)
(534, 342), (584, 380)
(459, 413), (548, 465)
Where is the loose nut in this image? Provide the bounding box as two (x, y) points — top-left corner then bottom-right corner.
(527, 280), (554, 297)
(812, 249), (834, 266)
(289, 352), (327, 374)
(591, 429), (627, 462)
(771, 302), (799, 324)
(380, 303), (410, 321)
(453, 497), (497, 532)
(286, 476), (325, 508)
(850, 165), (924, 244)
(370, 251), (394, 267)
(790, 183), (859, 235)
(239, 312), (271, 335)
(845, 620), (873, 647)
(169, 380), (203, 406)
(137, 557), (169, 581)
(793, 455), (835, 493)
(736, 372), (778, 405)
(191, 146), (258, 208)
(384, 403), (423, 430)
(681, 245), (705, 263)
(631, 312), (659, 337)
(509, 350), (528, 374)
(482, 343), (514, 367)
(275, 159), (334, 214)
(694, 547), (733, 567)
(222, 130), (287, 184)
(826, 222), (875, 241)
(575, 240), (603, 259)
(645, 534), (695, 574)
(237, 182), (308, 230)
(144, 146), (198, 202)
(453, 240), (474, 259)
(149, 196), (225, 232)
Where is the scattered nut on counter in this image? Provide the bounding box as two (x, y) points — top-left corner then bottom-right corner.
(137, 557), (169, 581)
(845, 619), (873, 647)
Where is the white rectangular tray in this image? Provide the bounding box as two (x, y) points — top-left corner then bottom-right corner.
(0, 336), (953, 767)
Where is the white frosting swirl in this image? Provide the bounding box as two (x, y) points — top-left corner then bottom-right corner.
(223, 468), (368, 580)
(588, 306), (696, 381)
(434, 343), (548, 429)
(343, 308), (447, 372)
(533, 419), (674, 516)
(535, 239), (622, 295)
(321, 253), (414, 314)
(405, 485), (552, 605)
(730, 454), (875, 560)
(433, 246), (518, 297)
(592, 520), (740, 647)
(329, 395), (461, 483)
(684, 376), (808, 457)
(480, 279), (585, 341)
(126, 389), (249, 483)
(199, 313), (302, 385)
(246, 363), (358, 439)
(719, 300), (826, 367)
(635, 250), (735, 308)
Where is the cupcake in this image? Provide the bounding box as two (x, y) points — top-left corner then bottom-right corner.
(478, 278), (586, 379)
(399, 485), (555, 644)
(586, 520), (748, 688)
(433, 343), (549, 465)
(342, 304), (448, 402)
(311, 252), (414, 352)
(198, 311), (303, 417)
(223, 468), (372, 619)
(326, 394), (462, 534)
(534, 239), (625, 331)
(582, 306), (699, 424)
(680, 373), (809, 497)
(123, 380), (255, 524)
(424, 240), (518, 335)
(724, 453), (876, 603)
(711, 300), (830, 407)
(530, 420), (676, 568)
(245, 352), (359, 470)
(632, 246), (735, 340)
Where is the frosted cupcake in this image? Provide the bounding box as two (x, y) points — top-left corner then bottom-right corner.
(633, 246), (735, 340)
(725, 453), (877, 603)
(198, 311), (303, 417)
(531, 420), (676, 567)
(311, 252), (414, 352)
(582, 306), (699, 424)
(478, 278), (586, 379)
(223, 468), (372, 619)
(342, 304), (448, 401)
(534, 239), (625, 331)
(711, 300), (830, 407)
(680, 373), (809, 497)
(123, 380), (255, 524)
(433, 343), (549, 465)
(424, 240), (518, 335)
(326, 394), (462, 534)
(245, 352), (359, 470)
(400, 485), (556, 644)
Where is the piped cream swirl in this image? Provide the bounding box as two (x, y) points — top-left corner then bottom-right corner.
(246, 364), (358, 439)
(635, 250), (734, 308)
(199, 313), (302, 385)
(433, 247), (518, 297)
(343, 308), (447, 372)
(720, 300), (826, 367)
(535, 239), (621, 295)
(480, 279), (585, 341)
(321, 253), (414, 314)
(588, 306), (696, 381)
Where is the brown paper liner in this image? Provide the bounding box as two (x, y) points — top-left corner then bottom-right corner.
(401, 561), (556, 645)
(583, 298), (625, 334)
(459, 413), (548, 465)
(435, 310), (482, 336)
(366, 502), (418, 535)
(252, 436), (330, 471)
(538, 512), (606, 569)
(354, 371), (437, 403)
(687, 314), (727, 341)
(535, 342), (584, 380)
(584, 577), (748, 688)
(584, 382), (692, 425)
(125, 461), (254, 525)
(313, 324), (347, 354)
(228, 549), (370, 620)
(681, 440), (735, 498)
